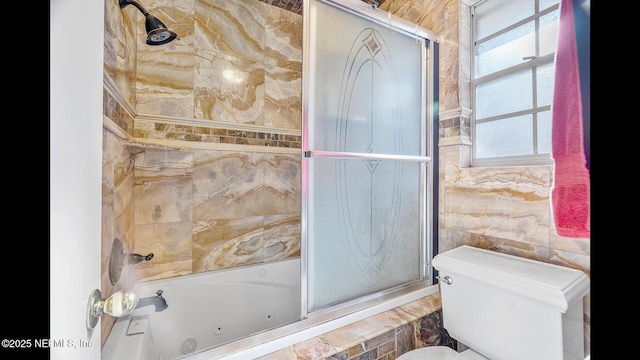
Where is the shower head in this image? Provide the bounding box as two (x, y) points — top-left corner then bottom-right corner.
(118, 0), (178, 46)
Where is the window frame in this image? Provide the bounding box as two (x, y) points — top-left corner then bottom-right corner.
(470, 0), (560, 167)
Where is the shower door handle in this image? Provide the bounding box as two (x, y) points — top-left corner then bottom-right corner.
(304, 150), (431, 163)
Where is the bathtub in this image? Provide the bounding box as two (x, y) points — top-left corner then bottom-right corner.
(102, 258), (301, 359)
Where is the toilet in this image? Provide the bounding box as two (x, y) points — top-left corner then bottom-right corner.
(398, 245), (590, 360)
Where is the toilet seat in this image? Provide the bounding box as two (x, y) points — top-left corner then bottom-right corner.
(396, 346), (490, 360)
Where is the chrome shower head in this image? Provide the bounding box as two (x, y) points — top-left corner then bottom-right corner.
(118, 0), (178, 46)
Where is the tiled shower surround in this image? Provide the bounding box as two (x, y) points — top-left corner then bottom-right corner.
(104, 92), (301, 147)
(101, 0), (590, 356)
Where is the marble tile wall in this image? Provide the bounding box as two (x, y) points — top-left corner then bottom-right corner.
(101, 0), (590, 355)
(128, 147), (301, 280)
(100, 126), (302, 345)
(258, 293), (454, 359)
(100, 129), (136, 342)
(106, 0), (304, 132)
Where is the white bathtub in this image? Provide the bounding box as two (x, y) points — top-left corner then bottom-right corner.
(102, 258), (301, 359)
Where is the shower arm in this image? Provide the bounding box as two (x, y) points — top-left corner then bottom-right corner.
(119, 0), (149, 15)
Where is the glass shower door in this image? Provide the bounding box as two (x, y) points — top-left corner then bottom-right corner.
(303, 0), (433, 312)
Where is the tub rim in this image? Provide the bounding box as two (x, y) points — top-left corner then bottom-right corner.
(183, 281), (438, 359)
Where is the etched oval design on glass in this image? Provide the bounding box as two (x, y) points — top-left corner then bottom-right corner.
(335, 28), (402, 287)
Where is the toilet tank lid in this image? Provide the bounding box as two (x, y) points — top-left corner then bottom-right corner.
(432, 246), (590, 312)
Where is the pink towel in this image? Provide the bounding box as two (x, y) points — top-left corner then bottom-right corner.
(551, 0), (590, 238)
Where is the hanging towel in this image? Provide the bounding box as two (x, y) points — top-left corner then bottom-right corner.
(551, 0), (590, 238)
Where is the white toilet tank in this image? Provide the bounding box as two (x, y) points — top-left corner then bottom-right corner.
(432, 246), (589, 360)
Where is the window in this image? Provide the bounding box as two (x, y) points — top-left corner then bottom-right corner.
(471, 0), (560, 166)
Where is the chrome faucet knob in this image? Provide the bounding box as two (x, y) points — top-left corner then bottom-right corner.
(125, 252), (154, 265)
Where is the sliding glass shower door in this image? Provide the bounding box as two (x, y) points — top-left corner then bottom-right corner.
(302, 0), (436, 313)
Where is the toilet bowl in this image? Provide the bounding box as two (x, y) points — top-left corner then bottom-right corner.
(397, 346), (489, 359)
(396, 246), (590, 360)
